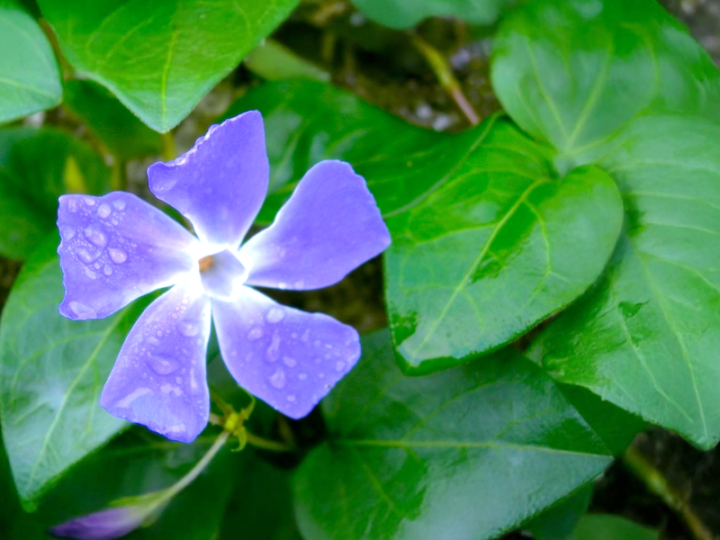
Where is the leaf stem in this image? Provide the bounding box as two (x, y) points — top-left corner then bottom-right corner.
(160, 131), (176, 162)
(245, 431), (295, 453)
(622, 445), (713, 540)
(410, 35), (479, 126)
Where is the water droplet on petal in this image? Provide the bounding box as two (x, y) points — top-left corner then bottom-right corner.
(286, 395), (296, 402)
(83, 196), (95, 206)
(298, 373), (308, 380)
(148, 355), (180, 375)
(269, 368), (286, 389)
(178, 321), (200, 337)
(266, 331), (281, 362)
(103, 264), (113, 276)
(266, 307), (285, 324)
(283, 356), (297, 367)
(69, 301), (96, 318)
(84, 225), (107, 248)
(97, 203), (111, 218)
(61, 226), (76, 240)
(247, 326), (264, 341)
(113, 199), (126, 211)
(278, 282), (288, 290)
(109, 247), (127, 264)
(301, 329), (310, 342)
(335, 361), (345, 372)
(294, 280), (304, 288)
(314, 340), (322, 347)
(84, 267), (97, 279)
(67, 199), (79, 213)
(76, 248), (97, 264)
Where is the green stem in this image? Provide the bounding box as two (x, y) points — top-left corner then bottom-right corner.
(110, 159), (128, 191)
(160, 131), (176, 162)
(410, 35), (480, 126)
(622, 446), (713, 540)
(245, 431), (295, 453)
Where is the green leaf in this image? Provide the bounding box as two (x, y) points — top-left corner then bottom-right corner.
(350, 0), (511, 29)
(491, 0), (720, 160)
(35, 428), (239, 539)
(530, 116), (720, 449)
(244, 40), (330, 83)
(0, 235), (145, 507)
(39, 0), (299, 132)
(225, 81), (623, 374)
(384, 119), (623, 373)
(63, 79), (162, 160)
(525, 484), (593, 540)
(0, 127), (110, 259)
(218, 452), (301, 540)
(572, 515), (659, 540)
(0, 0), (62, 124)
(293, 330), (613, 540)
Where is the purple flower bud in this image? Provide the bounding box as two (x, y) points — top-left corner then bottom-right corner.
(50, 505), (149, 540)
(57, 111), (391, 443)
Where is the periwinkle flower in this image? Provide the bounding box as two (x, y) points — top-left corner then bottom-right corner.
(57, 112), (390, 442)
(50, 504), (153, 540)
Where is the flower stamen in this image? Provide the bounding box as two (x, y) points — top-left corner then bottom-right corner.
(198, 255), (214, 272)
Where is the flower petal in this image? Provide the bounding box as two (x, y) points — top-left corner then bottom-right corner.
(49, 505), (149, 540)
(212, 286), (360, 419)
(58, 192), (201, 321)
(240, 160), (390, 291)
(148, 111), (268, 249)
(100, 277), (211, 443)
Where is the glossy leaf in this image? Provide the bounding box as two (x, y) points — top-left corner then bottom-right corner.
(530, 116), (720, 449)
(350, 0), (511, 29)
(385, 119), (623, 373)
(64, 79), (162, 160)
(492, 0), (720, 160)
(39, 0), (299, 132)
(244, 40), (330, 83)
(293, 330), (613, 540)
(0, 0), (62, 124)
(0, 127), (110, 259)
(225, 81), (623, 374)
(572, 515), (659, 540)
(525, 484), (593, 540)
(0, 235), (145, 506)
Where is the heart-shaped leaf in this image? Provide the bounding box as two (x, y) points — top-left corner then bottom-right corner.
(384, 119), (623, 373)
(293, 330), (613, 540)
(0, 0), (62, 124)
(0, 235), (145, 506)
(39, 0), (299, 132)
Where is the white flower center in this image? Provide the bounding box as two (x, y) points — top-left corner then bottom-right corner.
(198, 249), (247, 301)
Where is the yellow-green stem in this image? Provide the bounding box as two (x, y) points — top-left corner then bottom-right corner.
(245, 431), (295, 453)
(622, 445), (713, 540)
(161, 131), (176, 162)
(411, 35), (480, 126)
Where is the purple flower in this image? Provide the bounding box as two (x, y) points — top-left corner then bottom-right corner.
(50, 505), (151, 540)
(57, 111), (390, 442)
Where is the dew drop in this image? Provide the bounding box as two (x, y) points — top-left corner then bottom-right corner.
(283, 356), (297, 368)
(294, 280), (304, 288)
(103, 264), (113, 276)
(335, 361), (345, 372)
(278, 281), (288, 290)
(69, 301), (96, 319)
(109, 247), (127, 264)
(113, 199), (126, 211)
(178, 321), (200, 337)
(76, 248), (97, 264)
(266, 331), (281, 362)
(266, 307), (285, 324)
(286, 395), (296, 402)
(314, 340), (322, 347)
(84, 267), (97, 279)
(61, 226), (76, 240)
(83, 196), (96, 206)
(269, 368), (286, 389)
(67, 199), (79, 213)
(318, 372), (325, 379)
(84, 225), (107, 248)
(301, 329), (310, 342)
(148, 355), (180, 375)
(298, 373), (308, 380)
(247, 326), (264, 341)
(97, 203), (112, 218)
